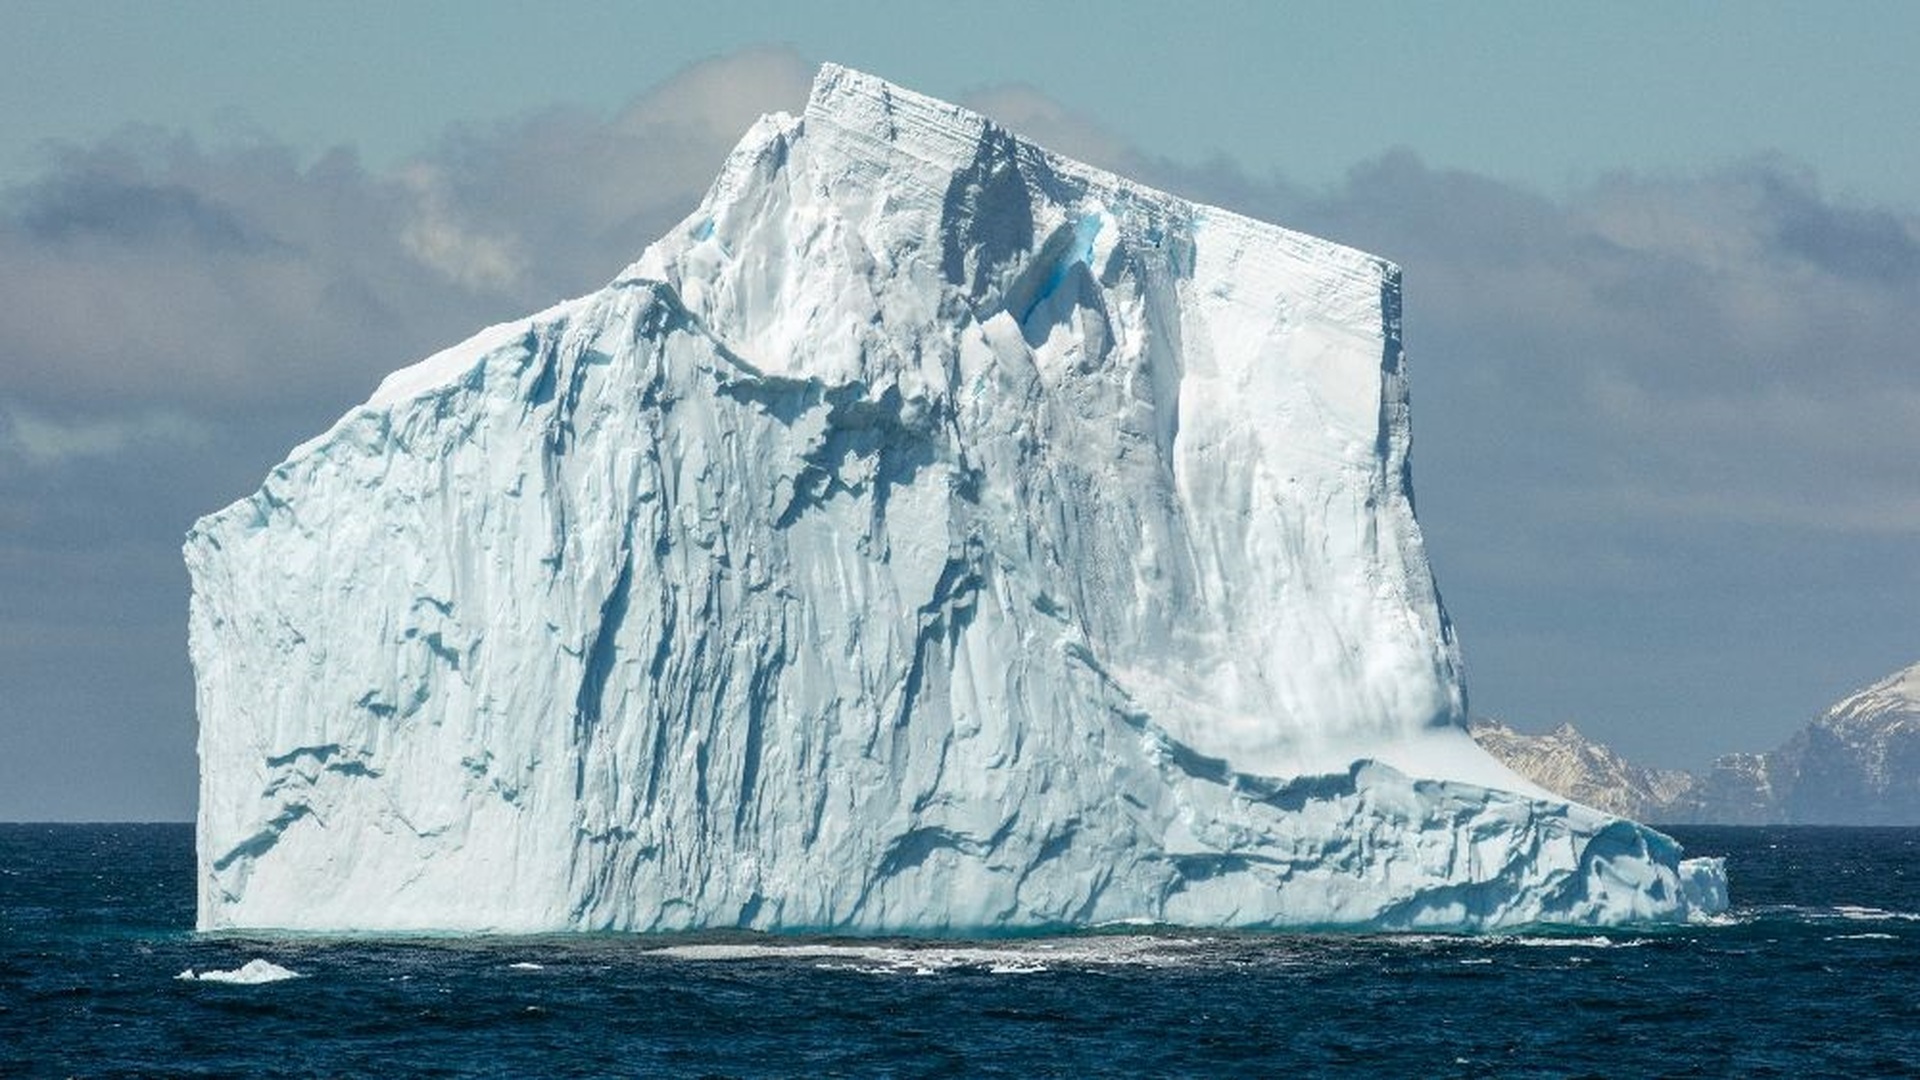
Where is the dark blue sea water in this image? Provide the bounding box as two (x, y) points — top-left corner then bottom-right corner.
(3, 825), (1915, 1077)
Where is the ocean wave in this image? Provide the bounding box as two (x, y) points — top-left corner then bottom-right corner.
(1832, 905), (1920, 922)
(1749, 904), (1920, 925)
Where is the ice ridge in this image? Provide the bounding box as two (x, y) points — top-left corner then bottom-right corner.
(186, 63), (1727, 933)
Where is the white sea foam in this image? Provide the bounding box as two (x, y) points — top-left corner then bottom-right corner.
(1832, 905), (1920, 922)
(986, 961), (1049, 974)
(651, 936), (1213, 974)
(508, 961), (545, 970)
(175, 959), (302, 984)
(1495, 935), (1645, 949)
(1385, 932), (1645, 950)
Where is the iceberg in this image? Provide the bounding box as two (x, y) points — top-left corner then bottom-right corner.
(186, 64), (1726, 933)
(175, 959), (303, 984)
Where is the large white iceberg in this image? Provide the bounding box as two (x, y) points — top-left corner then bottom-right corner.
(186, 64), (1726, 933)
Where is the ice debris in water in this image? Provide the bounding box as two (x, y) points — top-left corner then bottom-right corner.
(186, 63), (1728, 934)
(176, 959), (302, 984)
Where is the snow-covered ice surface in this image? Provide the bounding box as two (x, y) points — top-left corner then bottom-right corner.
(186, 64), (1726, 934)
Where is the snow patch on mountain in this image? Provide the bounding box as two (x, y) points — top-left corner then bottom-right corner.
(1473, 659), (1920, 825)
(1468, 719), (1697, 822)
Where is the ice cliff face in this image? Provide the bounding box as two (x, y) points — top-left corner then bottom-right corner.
(186, 64), (1726, 932)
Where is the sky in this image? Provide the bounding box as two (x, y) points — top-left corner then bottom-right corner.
(3, 2), (1916, 820)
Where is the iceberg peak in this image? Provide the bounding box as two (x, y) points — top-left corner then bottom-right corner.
(187, 63), (1726, 934)
(803, 61), (986, 156)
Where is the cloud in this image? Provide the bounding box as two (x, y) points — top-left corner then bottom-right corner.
(414, 47), (814, 298)
(15, 170), (266, 251)
(2, 46), (1917, 815)
(1745, 161), (1920, 284)
(0, 47), (814, 451)
(1, 406), (207, 462)
(396, 162), (523, 291)
(0, 134), (456, 419)
(1220, 153), (1920, 540)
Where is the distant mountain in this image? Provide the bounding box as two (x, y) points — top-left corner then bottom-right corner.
(1684, 753), (1779, 825)
(1467, 719), (1696, 822)
(1472, 659), (1920, 825)
(1772, 660), (1920, 824)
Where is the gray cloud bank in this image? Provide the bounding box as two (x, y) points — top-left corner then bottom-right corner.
(3, 48), (1914, 818)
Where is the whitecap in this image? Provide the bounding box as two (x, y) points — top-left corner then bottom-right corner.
(1833, 905), (1920, 922)
(1498, 935), (1644, 949)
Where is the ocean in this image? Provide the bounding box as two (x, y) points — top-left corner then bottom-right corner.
(2, 824), (1914, 1077)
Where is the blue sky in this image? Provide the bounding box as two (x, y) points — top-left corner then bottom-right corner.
(9, 2), (1918, 204)
(3, 3), (1917, 819)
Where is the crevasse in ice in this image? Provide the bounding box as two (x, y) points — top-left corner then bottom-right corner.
(186, 64), (1727, 932)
